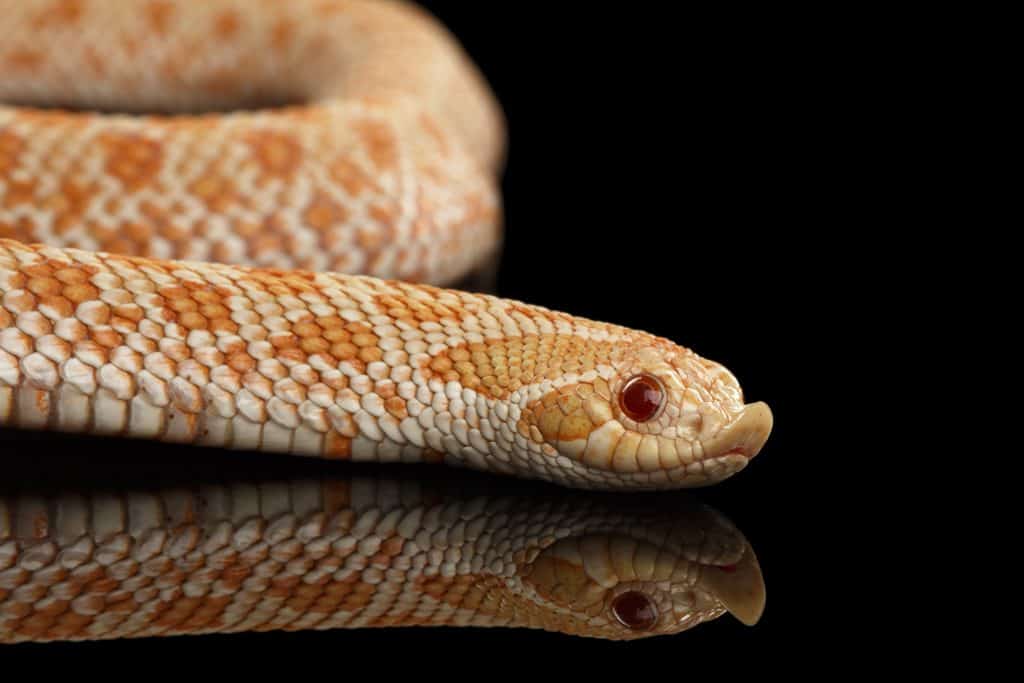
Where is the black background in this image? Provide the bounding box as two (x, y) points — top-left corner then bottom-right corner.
(2, 3), (871, 674)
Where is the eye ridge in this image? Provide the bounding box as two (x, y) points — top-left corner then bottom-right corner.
(619, 373), (665, 423)
(611, 590), (658, 630)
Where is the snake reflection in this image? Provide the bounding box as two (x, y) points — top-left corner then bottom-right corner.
(0, 461), (764, 642)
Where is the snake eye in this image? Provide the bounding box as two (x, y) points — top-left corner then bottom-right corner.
(611, 591), (658, 630)
(619, 374), (664, 422)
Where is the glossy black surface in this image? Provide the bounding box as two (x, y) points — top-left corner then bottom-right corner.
(0, 2), (870, 675)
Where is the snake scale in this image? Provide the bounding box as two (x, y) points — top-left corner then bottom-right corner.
(0, 0), (772, 642)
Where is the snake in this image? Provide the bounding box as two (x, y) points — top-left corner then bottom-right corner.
(0, 460), (765, 642)
(0, 0), (773, 492)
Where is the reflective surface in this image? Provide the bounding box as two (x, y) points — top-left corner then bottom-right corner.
(0, 440), (763, 643)
(0, 0), (852, 670)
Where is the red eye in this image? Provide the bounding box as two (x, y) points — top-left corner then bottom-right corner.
(611, 591), (658, 630)
(619, 374), (664, 422)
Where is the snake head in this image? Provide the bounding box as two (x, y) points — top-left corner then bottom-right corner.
(518, 501), (765, 639)
(519, 340), (773, 489)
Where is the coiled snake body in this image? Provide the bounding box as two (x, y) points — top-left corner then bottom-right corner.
(0, 3), (773, 491)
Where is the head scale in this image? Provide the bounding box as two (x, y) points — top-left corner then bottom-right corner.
(517, 333), (773, 490)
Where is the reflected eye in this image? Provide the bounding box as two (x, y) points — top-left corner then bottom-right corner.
(619, 374), (664, 422)
(611, 591), (658, 630)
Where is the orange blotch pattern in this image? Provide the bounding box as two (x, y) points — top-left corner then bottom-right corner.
(247, 131), (304, 180)
(99, 134), (164, 191)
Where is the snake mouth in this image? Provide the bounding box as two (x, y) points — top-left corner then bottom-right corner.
(701, 401), (774, 463)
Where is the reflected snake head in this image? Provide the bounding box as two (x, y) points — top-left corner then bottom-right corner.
(516, 500), (765, 639)
(521, 340), (773, 489)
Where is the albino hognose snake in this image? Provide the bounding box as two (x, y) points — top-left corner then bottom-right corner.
(0, 0), (772, 641)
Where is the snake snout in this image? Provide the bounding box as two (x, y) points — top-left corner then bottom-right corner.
(703, 401), (773, 461)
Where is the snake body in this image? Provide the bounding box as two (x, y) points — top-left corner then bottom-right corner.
(0, 0), (773, 490)
(0, 0), (502, 286)
(0, 467), (765, 642)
